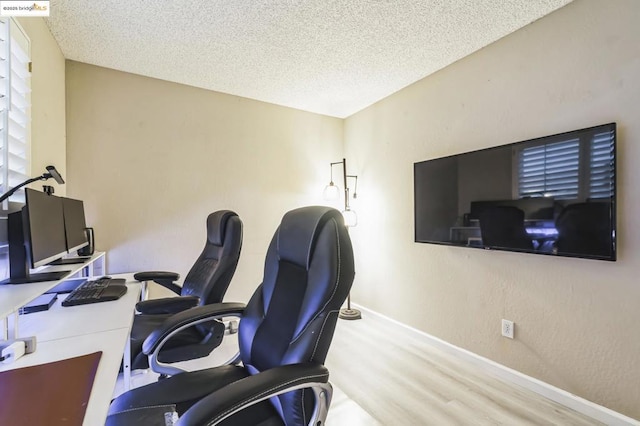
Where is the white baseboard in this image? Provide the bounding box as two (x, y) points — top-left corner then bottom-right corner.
(353, 303), (640, 426)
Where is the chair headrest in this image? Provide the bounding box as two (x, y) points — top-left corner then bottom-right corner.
(207, 210), (239, 246)
(277, 206), (343, 269)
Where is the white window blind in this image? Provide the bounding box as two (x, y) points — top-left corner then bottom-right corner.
(517, 130), (615, 201)
(518, 139), (580, 200)
(0, 17), (31, 204)
(589, 130), (615, 199)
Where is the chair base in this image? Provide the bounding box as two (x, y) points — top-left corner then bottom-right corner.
(339, 308), (361, 320)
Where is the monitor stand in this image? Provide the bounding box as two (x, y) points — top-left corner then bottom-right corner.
(49, 256), (91, 265)
(1, 270), (70, 285)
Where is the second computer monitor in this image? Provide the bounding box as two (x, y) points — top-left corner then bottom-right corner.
(61, 197), (89, 253)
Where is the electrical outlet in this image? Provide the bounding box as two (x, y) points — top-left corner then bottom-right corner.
(501, 319), (514, 339)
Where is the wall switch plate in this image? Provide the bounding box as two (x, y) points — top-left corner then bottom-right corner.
(502, 319), (514, 339)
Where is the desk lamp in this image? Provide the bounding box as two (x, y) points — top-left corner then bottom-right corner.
(0, 165), (65, 204)
(324, 158), (361, 320)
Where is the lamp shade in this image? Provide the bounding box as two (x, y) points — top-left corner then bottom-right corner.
(323, 183), (341, 200)
(342, 209), (357, 227)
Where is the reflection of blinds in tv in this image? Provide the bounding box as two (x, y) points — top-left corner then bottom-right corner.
(518, 139), (580, 200)
(589, 131), (615, 199)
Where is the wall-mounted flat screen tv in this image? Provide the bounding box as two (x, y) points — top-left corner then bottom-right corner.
(414, 123), (616, 261)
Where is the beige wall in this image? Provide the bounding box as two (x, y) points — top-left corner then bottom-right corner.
(344, 0), (639, 419)
(65, 62), (343, 301)
(17, 17), (66, 195)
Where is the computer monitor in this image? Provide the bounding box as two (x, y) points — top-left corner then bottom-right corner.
(0, 188), (70, 284)
(24, 188), (67, 268)
(48, 197), (91, 265)
(61, 197), (88, 253)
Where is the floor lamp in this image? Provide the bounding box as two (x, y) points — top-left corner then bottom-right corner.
(324, 158), (361, 320)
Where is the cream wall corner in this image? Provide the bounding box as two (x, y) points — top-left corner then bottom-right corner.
(344, 0), (640, 419)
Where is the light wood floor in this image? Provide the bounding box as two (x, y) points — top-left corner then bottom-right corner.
(325, 311), (603, 425)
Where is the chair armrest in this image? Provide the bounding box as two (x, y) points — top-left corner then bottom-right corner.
(135, 296), (200, 315)
(133, 271), (182, 295)
(142, 303), (246, 355)
(176, 363), (331, 426)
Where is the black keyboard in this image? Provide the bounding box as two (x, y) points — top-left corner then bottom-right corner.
(61, 278), (128, 307)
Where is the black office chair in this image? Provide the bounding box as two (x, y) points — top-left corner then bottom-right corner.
(107, 206), (355, 426)
(478, 206), (533, 250)
(130, 210), (243, 370)
(555, 202), (613, 257)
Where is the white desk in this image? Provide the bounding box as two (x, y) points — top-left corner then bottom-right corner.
(15, 280), (140, 342)
(0, 272), (140, 425)
(0, 252), (105, 340)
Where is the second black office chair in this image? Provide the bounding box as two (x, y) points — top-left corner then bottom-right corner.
(478, 206), (533, 250)
(130, 210), (243, 370)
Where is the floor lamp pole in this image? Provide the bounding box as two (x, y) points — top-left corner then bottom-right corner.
(339, 157), (362, 320)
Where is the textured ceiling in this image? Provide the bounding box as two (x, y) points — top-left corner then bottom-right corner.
(45, 0), (572, 118)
